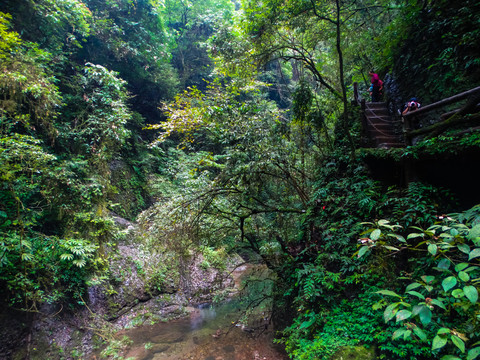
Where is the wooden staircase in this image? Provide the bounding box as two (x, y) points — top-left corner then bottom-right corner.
(364, 102), (404, 148)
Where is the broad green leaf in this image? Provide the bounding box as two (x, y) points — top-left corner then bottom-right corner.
(392, 327), (407, 340)
(413, 326), (427, 341)
(396, 309), (412, 322)
(403, 329), (412, 340)
(412, 304), (423, 316)
(376, 290), (402, 298)
(432, 335), (448, 350)
(428, 243), (438, 256)
(394, 234), (406, 243)
(384, 302), (399, 323)
(467, 347), (480, 360)
(463, 286), (479, 304)
(370, 229), (381, 241)
(418, 305), (432, 325)
(383, 245), (399, 251)
(441, 356), (461, 360)
(469, 248), (480, 261)
(455, 263), (469, 272)
(465, 266), (479, 272)
(431, 299), (447, 310)
(467, 224), (480, 241)
(406, 282), (422, 291)
(438, 258), (451, 270)
(299, 317), (316, 329)
(458, 271), (470, 282)
(457, 243), (470, 254)
(358, 245), (370, 258)
(407, 232), (424, 239)
(406, 291), (425, 299)
(422, 275), (435, 284)
(442, 276), (457, 292)
(451, 335), (465, 353)
(437, 328), (451, 335)
(452, 288), (464, 298)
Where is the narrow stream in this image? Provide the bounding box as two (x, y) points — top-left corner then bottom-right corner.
(118, 299), (288, 360)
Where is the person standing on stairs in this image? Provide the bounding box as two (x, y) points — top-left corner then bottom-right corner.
(368, 70), (383, 102)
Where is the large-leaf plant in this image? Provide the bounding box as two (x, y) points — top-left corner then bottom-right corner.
(359, 205), (480, 359)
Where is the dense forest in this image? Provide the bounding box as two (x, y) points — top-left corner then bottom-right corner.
(1, 0), (480, 359)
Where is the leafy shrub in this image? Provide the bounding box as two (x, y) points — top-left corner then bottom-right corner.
(362, 205), (480, 360)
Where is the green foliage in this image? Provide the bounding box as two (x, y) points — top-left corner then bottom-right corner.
(385, 0), (480, 102)
(371, 205), (480, 359)
(279, 289), (407, 360)
(60, 62), (131, 164)
(403, 131), (480, 159)
(1, 0), (91, 52)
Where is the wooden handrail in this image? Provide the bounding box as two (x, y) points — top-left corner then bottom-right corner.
(403, 86), (480, 118)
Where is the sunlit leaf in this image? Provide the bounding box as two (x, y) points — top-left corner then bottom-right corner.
(451, 335), (465, 353)
(392, 327), (407, 340)
(463, 286), (478, 304)
(455, 263), (469, 272)
(452, 289), (464, 298)
(370, 229), (381, 241)
(396, 309), (412, 322)
(431, 299), (447, 310)
(407, 232), (424, 239)
(432, 335), (448, 351)
(442, 276), (457, 292)
(406, 290), (425, 299)
(458, 271), (470, 282)
(376, 290), (402, 298)
(413, 326), (427, 341)
(383, 302), (400, 323)
(406, 282), (422, 291)
(467, 347), (480, 360)
(457, 243), (470, 254)
(469, 248), (480, 260)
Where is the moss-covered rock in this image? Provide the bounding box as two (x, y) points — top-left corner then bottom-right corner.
(332, 345), (376, 360)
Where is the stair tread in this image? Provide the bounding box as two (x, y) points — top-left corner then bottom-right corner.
(363, 102), (404, 148)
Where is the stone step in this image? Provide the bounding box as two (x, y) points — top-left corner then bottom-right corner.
(374, 135), (402, 143)
(377, 142), (405, 148)
(366, 102), (387, 107)
(364, 102), (404, 149)
(366, 110), (389, 117)
(367, 119), (395, 126)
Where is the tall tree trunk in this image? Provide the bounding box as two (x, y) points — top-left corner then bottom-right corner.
(335, 0), (355, 156)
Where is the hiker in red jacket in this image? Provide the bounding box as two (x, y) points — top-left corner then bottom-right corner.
(368, 70), (382, 102)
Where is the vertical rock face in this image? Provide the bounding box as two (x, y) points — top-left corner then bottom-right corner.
(383, 73), (404, 116)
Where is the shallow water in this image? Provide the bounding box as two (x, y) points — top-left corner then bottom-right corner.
(118, 299), (288, 360)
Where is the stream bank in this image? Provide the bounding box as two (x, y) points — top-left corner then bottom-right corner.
(0, 218), (260, 360)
